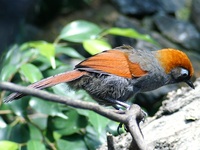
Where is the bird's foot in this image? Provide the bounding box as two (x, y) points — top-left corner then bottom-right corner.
(115, 104), (147, 134)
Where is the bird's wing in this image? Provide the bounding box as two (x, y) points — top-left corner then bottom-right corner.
(75, 50), (147, 78)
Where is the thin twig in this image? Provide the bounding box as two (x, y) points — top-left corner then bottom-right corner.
(0, 110), (12, 115)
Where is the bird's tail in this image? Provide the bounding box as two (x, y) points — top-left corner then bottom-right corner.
(4, 70), (87, 102)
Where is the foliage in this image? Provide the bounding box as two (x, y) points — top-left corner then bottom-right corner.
(0, 20), (156, 150)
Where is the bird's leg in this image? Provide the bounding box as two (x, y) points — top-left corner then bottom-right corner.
(105, 98), (148, 134)
(141, 110), (148, 122)
(106, 98), (148, 134)
(106, 98), (130, 109)
(105, 98), (131, 134)
(114, 100), (130, 109)
(116, 109), (147, 134)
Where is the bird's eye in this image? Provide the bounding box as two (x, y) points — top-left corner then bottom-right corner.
(182, 73), (188, 77)
(171, 67), (190, 82)
(180, 68), (189, 78)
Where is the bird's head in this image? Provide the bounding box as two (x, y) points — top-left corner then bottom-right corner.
(156, 48), (194, 89)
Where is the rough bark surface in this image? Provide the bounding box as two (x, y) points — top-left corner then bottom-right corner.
(99, 78), (200, 150)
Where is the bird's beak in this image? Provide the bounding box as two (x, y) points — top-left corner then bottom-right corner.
(185, 80), (195, 89)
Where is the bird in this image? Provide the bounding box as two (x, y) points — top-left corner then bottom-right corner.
(4, 45), (195, 108)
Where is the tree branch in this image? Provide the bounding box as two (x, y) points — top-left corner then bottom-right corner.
(127, 105), (146, 150)
(0, 81), (146, 150)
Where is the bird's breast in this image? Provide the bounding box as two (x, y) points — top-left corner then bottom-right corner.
(133, 71), (168, 92)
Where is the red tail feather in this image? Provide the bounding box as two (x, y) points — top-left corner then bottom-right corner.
(4, 70), (87, 102)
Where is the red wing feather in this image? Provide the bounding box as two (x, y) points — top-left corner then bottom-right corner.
(76, 50), (147, 78)
(128, 62), (148, 77)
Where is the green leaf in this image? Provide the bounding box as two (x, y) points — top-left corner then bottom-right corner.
(9, 99), (29, 117)
(56, 46), (84, 59)
(27, 140), (46, 150)
(0, 126), (12, 140)
(56, 138), (87, 150)
(28, 123), (43, 141)
(10, 124), (30, 143)
(106, 121), (123, 136)
(34, 55), (52, 70)
(20, 63), (43, 83)
(88, 111), (109, 137)
(52, 109), (87, 136)
(59, 20), (102, 42)
(29, 98), (67, 119)
(105, 27), (157, 45)
(46, 65), (71, 77)
(0, 141), (18, 150)
(83, 39), (111, 55)
(30, 116), (48, 130)
(0, 64), (18, 81)
(53, 132), (62, 141)
(0, 117), (7, 128)
(84, 126), (102, 150)
(20, 41), (56, 69)
(76, 108), (90, 118)
(2, 45), (21, 66)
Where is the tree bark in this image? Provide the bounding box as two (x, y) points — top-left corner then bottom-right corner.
(99, 78), (200, 150)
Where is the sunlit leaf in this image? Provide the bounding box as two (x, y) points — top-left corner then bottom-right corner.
(27, 140), (46, 150)
(56, 138), (87, 150)
(20, 41), (56, 69)
(83, 39), (111, 55)
(20, 63), (43, 83)
(105, 27), (157, 45)
(2, 45), (21, 66)
(53, 132), (62, 141)
(0, 126), (12, 140)
(0, 141), (18, 150)
(0, 64), (18, 81)
(0, 117), (7, 128)
(59, 20), (102, 42)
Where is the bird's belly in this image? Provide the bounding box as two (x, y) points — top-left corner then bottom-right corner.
(69, 73), (137, 105)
